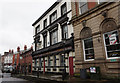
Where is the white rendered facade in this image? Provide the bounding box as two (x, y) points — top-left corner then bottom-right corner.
(32, 0), (75, 75)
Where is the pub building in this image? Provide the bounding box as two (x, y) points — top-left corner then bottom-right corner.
(71, 1), (120, 78)
(32, 0), (75, 76)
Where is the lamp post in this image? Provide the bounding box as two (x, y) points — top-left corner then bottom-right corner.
(62, 38), (66, 80)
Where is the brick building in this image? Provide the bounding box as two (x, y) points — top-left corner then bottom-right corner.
(20, 45), (33, 74)
(71, 1), (120, 78)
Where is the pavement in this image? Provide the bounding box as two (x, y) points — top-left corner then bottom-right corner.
(12, 73), (120, 83)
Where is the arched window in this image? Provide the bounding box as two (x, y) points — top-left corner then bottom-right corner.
(80, 27), (94, 61)
(101, 19), (120, 59)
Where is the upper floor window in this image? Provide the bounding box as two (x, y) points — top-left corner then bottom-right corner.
(104, 30), (120, 59)
(79, 0), (88, 14)
(44, 35), (47, 48)
(62, 24), (68, 39)
(50, 11), (57, 23)
(50, 29), (58, 45)
(61, 3), (67, 16)
(43, 19), (47, 29)
(36, 25), (40, 34)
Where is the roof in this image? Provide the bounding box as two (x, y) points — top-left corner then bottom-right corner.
(32, 0), (61, 26)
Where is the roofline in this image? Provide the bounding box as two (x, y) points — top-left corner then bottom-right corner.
(32, 0), (61, 26)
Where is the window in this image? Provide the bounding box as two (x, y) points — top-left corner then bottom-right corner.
(98, 0), (108, 4)
(61, 3), (67, 15)
(36, 25), (40, 34)
(48, 56), (51, 66)
(50, 11), (57, 23)
(50, 30), (58, 45)
(62, 24), (68, 39)
(44, 35), (47, 48)
(83, 38), (94, 61)
(43, 19), (47, 28)
(39, 58), (42, 67)
(79, 0), (88, 14)
(54, 56), (56, 66)
(35, 59), (37, 67)
(60, 55), (64, 66)
(104, 30), (120, 59)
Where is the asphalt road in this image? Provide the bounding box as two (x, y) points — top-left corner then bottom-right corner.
(0, 72), (34, 83)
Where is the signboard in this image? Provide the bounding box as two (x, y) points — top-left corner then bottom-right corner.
(109, 34), (117, 45)
(90, 67), (96, 73)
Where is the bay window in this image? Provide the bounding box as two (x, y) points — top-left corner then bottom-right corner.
(104, 30), (120, 59)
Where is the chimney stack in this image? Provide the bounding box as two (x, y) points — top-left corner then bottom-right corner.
(9, 49), (11, 53)
(17, 46), (20, 52)
(24, 45), (27, 50)
(12, 49), (14, 54)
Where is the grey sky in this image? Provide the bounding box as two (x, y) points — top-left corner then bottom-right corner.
(0, 0), (56, 55)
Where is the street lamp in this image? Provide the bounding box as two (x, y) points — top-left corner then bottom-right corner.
(62, 38), (66, 80)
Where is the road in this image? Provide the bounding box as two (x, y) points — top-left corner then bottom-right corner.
(0, 71), (34, 83)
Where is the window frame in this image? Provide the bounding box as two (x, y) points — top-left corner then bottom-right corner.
(79, 0), (88, 14)
(48, 56), (51, 66)
(82, 37), (95, 61)
(35, 25), (40, 34)
(103, 30), (120, 59)
(43, 19), (47, 29)
(50, 29), (58, 45)
(62, 24), (68, 39)
(50, 11), (57, 24)
(61, 2), (67, 16)
(43, 35), (47, 48)
(60, 55), (64, 66)
(54, 55), (56, 66)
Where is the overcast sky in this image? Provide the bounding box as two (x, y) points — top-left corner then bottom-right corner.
(0, 0), (56, 55)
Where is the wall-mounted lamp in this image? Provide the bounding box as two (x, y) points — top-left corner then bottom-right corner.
(101, 10), (108, 18)
(82, 20), (86, 27)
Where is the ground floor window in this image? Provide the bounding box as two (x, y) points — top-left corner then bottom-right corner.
(60, 55), (64, 66)
(54, 56), (56, 66)
(83, 37), (94, 61)
(104, 30), (120, 59)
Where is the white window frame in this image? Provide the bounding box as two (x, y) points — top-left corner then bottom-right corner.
(51, 30), (58, 45)
(82, 37), (94, 61)
(79, 0), (88, 14)
(103, 30), (120, 59)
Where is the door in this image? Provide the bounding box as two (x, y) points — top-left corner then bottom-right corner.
(69, 57), (74, 76)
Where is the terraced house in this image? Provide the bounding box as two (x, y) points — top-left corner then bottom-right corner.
(32, 0), (75, 76)
(71, 1), (120, 78)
